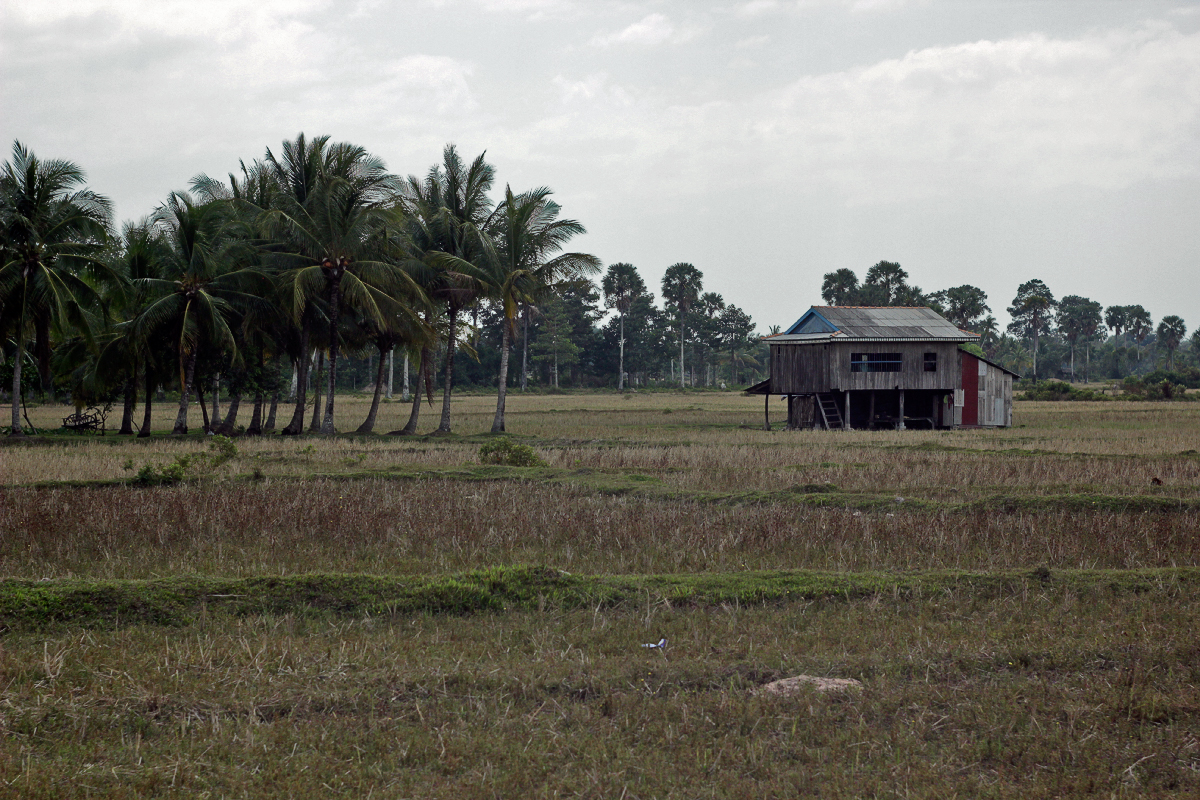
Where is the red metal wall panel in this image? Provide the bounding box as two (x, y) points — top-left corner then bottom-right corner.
(961, 352), (978, 426)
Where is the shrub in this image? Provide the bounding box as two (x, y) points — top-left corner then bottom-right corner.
(1020, 381), (1109, 401)
(1119, 376), (1195, 401)
(479, 438), (546, 467)
(130, 435), (240, 485)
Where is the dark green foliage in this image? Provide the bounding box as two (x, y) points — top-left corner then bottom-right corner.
(479, 437), (546, 467)
(1019, 380), (1109, 401)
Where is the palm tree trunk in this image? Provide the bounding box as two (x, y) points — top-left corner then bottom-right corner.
(401, 347), (430, 435)
(139, 362), (153, 438)
(520, 305), (529, 393)
(553, 341), (559, 389)
(321, 275), (342, 435)
(1070, 343), (1076, 382)
(216, 393), (241, 435)
(1085, 342), (1090, 384)
(35, 311), (54, 403)
(617, 313), (625, 391)
(492, 322), (512, 433)
(265, 357), (281, 431)
(387, 348), (393, 399)
(9, 336), (26, 437)
(211, 374), (221, 428)
(1032, 327), (1040, 383)
(247, 390), (263, 435)
(309, 350), (324, 432)
(172, 351), (197, 435)
(119, 378), (136, 435)
(679, 321), (686, 387)
(283, 319), (310, 435)
(265, 390), (278, 431)
(357, 345), (387, 434)
(438, 306), (458, 433)
(401, 352), (410, 402)
(197, 385), (211, 433)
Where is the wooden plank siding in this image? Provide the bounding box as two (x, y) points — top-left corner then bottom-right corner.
(770, 343), (832, 394)
(770, 341), (962, 394)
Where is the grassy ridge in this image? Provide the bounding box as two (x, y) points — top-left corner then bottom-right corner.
(4, 565), (1198, 632)
(21, 462), (1200, 514)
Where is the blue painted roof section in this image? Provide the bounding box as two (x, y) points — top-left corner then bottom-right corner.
(785, 308), (837, 335)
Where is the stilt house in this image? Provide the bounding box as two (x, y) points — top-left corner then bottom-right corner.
(749, 306), (1016, 430)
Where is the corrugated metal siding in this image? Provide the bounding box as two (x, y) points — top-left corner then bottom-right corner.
(959, 352), (1013, 427)
(961, 353), (979, 425)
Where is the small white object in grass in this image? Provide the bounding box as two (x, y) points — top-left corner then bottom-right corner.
(641, 638), (666, 649)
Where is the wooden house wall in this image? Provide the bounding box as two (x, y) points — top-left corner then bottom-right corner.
(770, 344), (831, 394)
(770, 341), (962, 394)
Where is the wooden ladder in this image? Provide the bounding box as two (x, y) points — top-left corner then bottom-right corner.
(816, 393), (842, 430)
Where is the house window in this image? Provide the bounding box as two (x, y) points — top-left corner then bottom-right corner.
(924, 353), (937, 372)
(850, 353), (902, 373)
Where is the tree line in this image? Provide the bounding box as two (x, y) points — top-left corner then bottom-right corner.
(0, 137), (765, 438)
(822, 264), (1194, 383)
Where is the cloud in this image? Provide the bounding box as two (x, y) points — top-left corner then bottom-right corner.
(591, 13), (688, 47)
(538, 22), (1200, 205)
(736, 0), (781, 16)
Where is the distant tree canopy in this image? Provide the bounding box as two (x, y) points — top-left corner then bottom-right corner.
(4, 136), (1193, 427)
(819, 262), (991, 334)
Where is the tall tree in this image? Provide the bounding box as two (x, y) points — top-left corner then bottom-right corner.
(1056, 295), (1102, 382)
(863, 261), (909, 304)
(602, 262), (643, 390)
(401, 145), (495, 433)
(1127, 305), (1152, 363)
(0, 141), (114, 436)
(1006, 279), (1056, 383)
(661, 262), (703, 386)
(1104, 305), (1128, 346)
(1156, 315), (1187, 370)
(265, 135), (411, 434)
(930, 285), (991, 331)
(486, 185), (597, 432)
(133, 192), (266, 434)
(820, 268), (858, 306)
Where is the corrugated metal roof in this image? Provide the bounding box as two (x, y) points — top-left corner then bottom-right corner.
(781, 306), (977, 342)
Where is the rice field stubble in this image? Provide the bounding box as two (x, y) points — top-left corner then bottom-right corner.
(2, 392), (1199, 797)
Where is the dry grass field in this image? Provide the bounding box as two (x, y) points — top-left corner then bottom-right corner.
(2, 391), (1199, 797)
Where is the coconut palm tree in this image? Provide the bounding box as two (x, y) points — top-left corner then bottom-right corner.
(264, 135), (417, 434)
(400, 145), (495, 433)
(90, 219), (169, 434)
(132, 192), (267, 434)
(0, 141), (114, 436)
(486, 185), (599, 432)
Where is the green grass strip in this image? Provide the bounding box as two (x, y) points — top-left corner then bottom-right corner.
(3, 565), (1199, 632)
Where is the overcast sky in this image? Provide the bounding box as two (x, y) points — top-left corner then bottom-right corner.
(3, 0), (1198, 331)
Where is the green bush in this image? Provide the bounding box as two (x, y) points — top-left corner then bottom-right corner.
(479, 438), (546, 467)
(1119, 376), (1195, 401)
(1020, 381), (1109, 401)
(131, 435), (240, 485)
